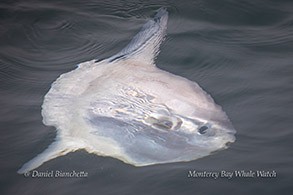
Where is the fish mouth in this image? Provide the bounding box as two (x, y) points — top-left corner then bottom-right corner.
(225, 140), (234, 147)
(224, 131), (236, 144)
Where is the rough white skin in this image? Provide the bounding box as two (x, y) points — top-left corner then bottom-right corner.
(18, 9), (235, 174)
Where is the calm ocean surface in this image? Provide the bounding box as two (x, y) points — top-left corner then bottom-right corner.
(1, 0), (293, 194)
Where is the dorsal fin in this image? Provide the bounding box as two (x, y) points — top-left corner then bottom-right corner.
(108, 8), (168, 65)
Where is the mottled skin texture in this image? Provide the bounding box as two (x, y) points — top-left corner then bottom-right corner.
(18, 9), (235, 174)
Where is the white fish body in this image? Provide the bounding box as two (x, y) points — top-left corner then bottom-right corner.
(18, 9), (235, 174)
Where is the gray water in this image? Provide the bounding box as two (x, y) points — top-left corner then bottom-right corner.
(1, 0), (293, 194)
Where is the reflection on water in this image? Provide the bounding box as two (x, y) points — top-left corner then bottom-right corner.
(1, 0), (293, 194)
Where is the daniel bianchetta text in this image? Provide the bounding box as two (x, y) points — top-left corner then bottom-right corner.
(187, 170), (277, 179)
(24, 170), (88, 178)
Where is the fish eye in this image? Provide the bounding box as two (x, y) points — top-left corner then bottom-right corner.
(198, 125), (209, 134)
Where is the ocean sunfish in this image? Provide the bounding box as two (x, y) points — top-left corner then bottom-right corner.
(18, 9), (235, 174)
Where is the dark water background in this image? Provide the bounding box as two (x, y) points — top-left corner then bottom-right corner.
(1, 0), (293, 194)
